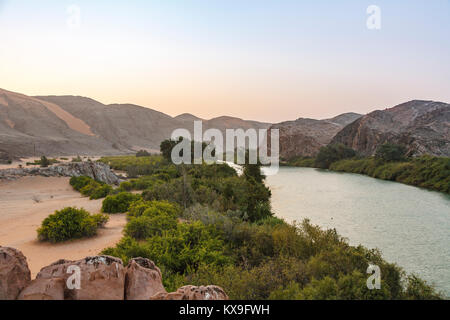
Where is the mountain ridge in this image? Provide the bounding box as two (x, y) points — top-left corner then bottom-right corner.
(1, 89), (448, 160)
(331, 100), (450, 157)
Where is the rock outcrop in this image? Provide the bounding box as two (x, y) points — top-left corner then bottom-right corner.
(0, 246), (31, 300)
(125, 258), (166, 300)
(0, 161), (120, 184)
(36, 256), (125, 300)
(331, 100), (450, 157)
(0, 248), (229, 300)
(17, 278), (65, 300)
(270, 113), (362, 160)
(150, 285), (229, 300)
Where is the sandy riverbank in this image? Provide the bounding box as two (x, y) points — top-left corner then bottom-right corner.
(0, 176), (126, 278)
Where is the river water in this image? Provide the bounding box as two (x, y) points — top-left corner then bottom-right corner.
(264, 167), (450, 296)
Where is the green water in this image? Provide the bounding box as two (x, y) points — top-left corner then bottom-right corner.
(265, 167), (450, 296)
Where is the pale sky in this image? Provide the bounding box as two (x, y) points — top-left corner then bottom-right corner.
(0, 0), (449, 122)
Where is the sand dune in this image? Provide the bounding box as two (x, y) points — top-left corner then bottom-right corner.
(0, 176), (126, 278)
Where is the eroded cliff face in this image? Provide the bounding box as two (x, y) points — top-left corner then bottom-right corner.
(270, 113), (362, 160)
(0, 161), (120, 184)
(0, 247), (228, 301)
(331, 101), (450, 157)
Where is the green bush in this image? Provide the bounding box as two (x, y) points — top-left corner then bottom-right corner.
(127, 200), (181, 220)
(71, 176), (113, 199)
(136, 150), (151, 157)
(37, 207), (109, 243)
(102, 192), (141, 213)
(315, 144), (357, 169)
(40, 156), (50, 168)
(124, 213), (177, 239)
(375, 143), (407, 162)
(70, 176), (92, 191)
(104, 220), (230, 275)
(404, 275), (443, 300)
(89, 184), (113, 200)
(119, 181), (133, 192)
(124, 216), (153, 239)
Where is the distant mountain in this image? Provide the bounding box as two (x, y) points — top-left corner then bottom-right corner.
(2, 88), (447, 160)
(0, 88), (119, 158)
(34, 95), (182, 153)
(331, 100), (450, 157)
(326, 112), (362, 126)
(175, 113), (203, 122)
(271, 113), (362, 160)
(0, 88), (271, 159)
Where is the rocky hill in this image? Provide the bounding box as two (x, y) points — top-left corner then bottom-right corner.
(331, 100), (450, 157)
(0, 88), (269, 159)
(271, 113), (362, 160)
(3, 88), (448, 160)
(0, 88), (119, 159)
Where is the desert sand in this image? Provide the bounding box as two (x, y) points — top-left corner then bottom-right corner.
(0, 176), (126, 278)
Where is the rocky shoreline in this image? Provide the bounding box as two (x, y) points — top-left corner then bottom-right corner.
(0, 246), (228, 300)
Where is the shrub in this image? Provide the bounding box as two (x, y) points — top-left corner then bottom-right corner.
(124, 213), (177, 239)
(404, 275), (443, 300)
(119, 181), (133, 192)
(89, 184), (113, 200)
(136, 150), (151, 157)
(316, 144), (357, 169)
(40, 156), (50, 167)
(102, 192), (141, 213)
(80, 180), (102, 196)
(37, 207), (109, 243)
(124, 216), (153, 239)
(70, 176), (92, 191)
(130, 200), (181, 219)
(71, 176), (113, 199)
(375, 143), (407, 162)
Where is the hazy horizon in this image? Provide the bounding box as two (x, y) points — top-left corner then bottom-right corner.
(1, 0), (449, 122)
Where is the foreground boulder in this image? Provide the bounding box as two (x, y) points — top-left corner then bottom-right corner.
(150, 285), (229, 300)
(18, 278), (64, 300)
(0, 246), (31, 300)
(125, 258), (166, 300)
(36, 256), (125, 300)
(0, 249), (229, 300)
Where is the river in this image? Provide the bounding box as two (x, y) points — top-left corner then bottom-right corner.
(264, 167), (450, 296)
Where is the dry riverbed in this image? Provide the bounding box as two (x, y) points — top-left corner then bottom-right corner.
(0, 176), (126, 278)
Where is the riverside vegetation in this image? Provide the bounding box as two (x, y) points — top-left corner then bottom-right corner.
(38, 142), (444, 299)
(287, 143), (450, 194)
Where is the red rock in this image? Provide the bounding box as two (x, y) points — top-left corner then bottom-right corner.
(37, 255), (125, 300)
(18, 278), (65, 300)
(0, 246), (31, 300)
(125, 257), (166, 300)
